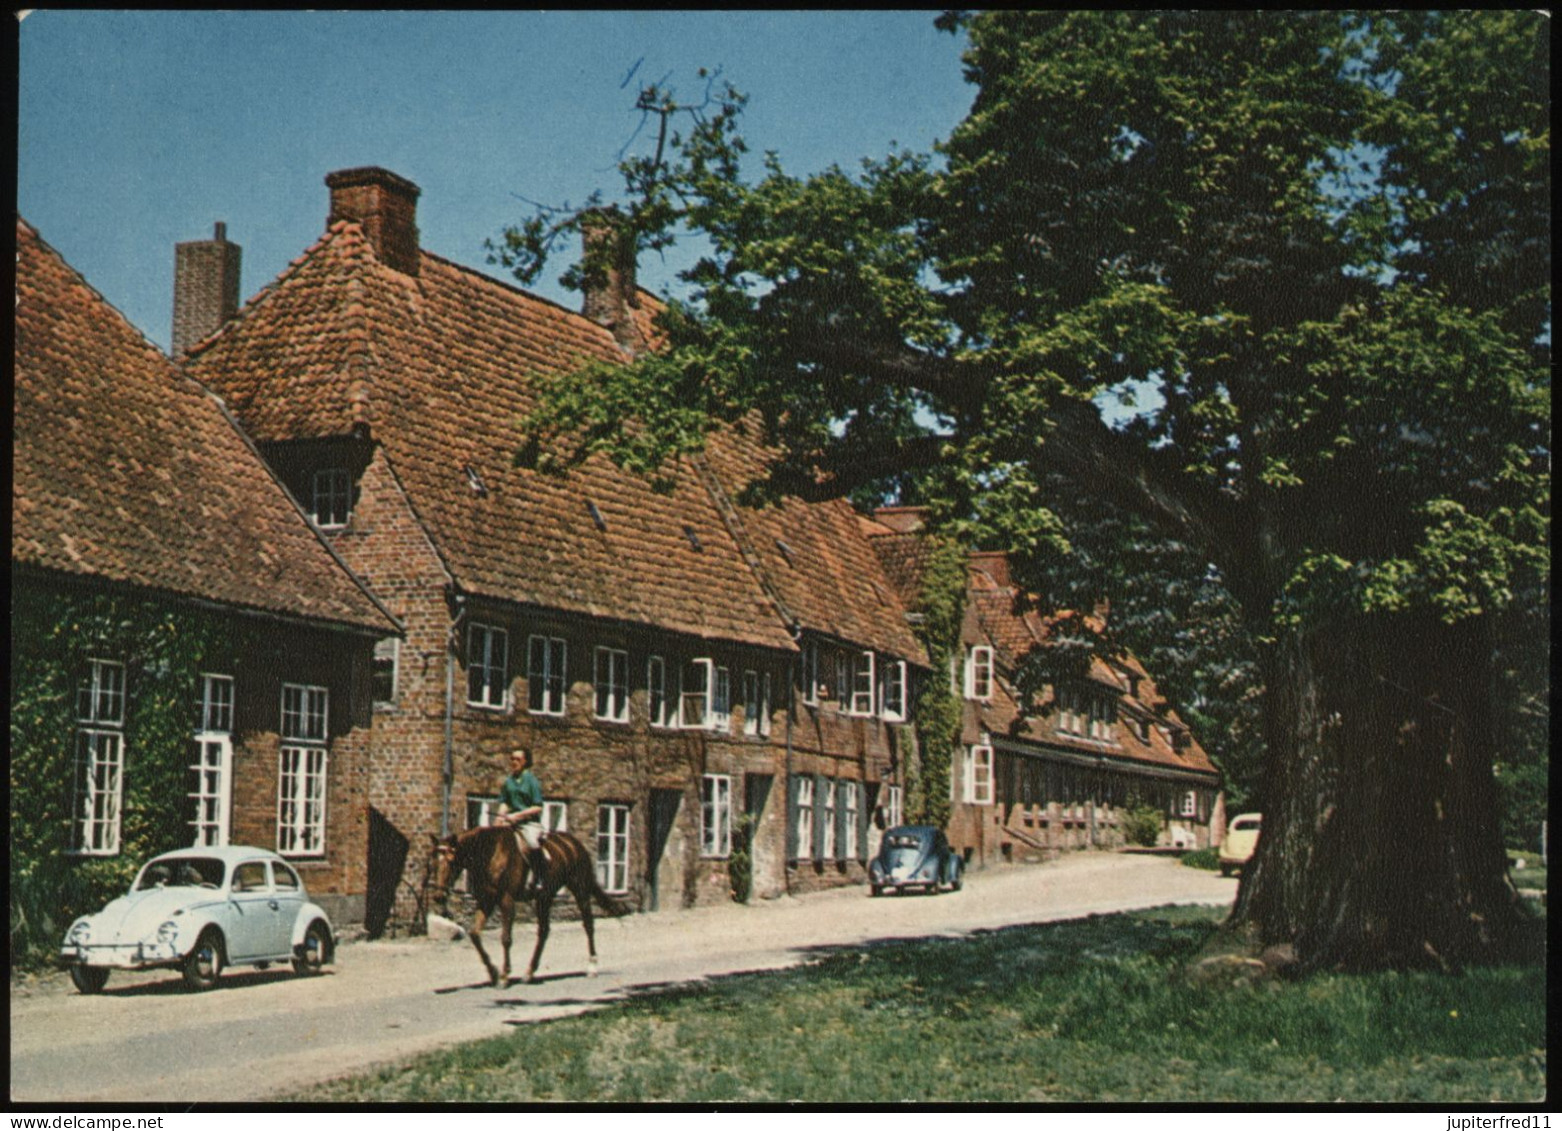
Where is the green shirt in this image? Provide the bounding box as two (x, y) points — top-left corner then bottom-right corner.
(499, 769), (544, 821)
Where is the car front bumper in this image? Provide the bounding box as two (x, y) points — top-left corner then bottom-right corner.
(60, 940), (183, 969)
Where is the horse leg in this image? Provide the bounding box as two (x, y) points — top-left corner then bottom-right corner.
(467, 906), (502, 988)
(523, 889), (553, 984)
(574, 876), (599, 977)
(497, 894), (515, 988)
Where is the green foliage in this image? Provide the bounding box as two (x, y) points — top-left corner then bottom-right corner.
(1181, 847), (1220, 871)
(289, 907), (1545, 1103)
(1122, 806), (1165, 849)
(903, 536), (967, 827)
(9, 583), (229, 969)
(728, 813), (757, 904)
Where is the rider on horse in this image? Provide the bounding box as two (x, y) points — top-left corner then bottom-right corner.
(495, 747), (546, 896)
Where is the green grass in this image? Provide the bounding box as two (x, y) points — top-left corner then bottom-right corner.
(283, 906), (1547, 1104)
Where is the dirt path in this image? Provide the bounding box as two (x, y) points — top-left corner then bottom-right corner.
(10, 852), (1236, 1104)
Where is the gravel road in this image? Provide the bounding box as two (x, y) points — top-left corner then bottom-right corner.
(10, 852), (1236, 1105)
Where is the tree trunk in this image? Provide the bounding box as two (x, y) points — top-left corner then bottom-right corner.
(1232, 612), (1532, 972)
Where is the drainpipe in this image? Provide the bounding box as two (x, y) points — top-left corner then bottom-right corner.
(442, 592), (469, 838)
(784, 623), (800, 898)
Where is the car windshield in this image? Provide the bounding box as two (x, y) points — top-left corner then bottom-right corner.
(135, 857), (225, 890)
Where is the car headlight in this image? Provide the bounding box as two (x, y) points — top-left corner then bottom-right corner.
(68, 920), (92, 945)
(157, 920), (179, 944)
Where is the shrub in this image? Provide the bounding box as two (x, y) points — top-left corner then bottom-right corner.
(1123, 805), (1164, 848)
(1181, 847), (1220, 870)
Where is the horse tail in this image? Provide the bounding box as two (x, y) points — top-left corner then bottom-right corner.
(541, 831), (632, 916)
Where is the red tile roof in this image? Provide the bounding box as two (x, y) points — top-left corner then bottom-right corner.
(12, 217), (398, 634)
(187, 217), (917, 658)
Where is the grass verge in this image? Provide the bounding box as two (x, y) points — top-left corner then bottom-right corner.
(282, 905), (1546, 1104)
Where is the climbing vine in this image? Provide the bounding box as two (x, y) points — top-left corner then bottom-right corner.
(905, 536), (968, 828)
(9, 581), (229, 969)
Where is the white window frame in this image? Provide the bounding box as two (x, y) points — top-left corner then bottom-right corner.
(701, 774), (733, 858)
(278, 683), (329, 857)
(794, 776), (814, 861)
(1058, 686), (1085, 736)
(884, 783), (903, 829)
(527, 634), (567, 716)
(372, 637), (399, 706)
(820, 779), (837, 860)
(1180, 790), (1198, 819)
(1090, 694), (1117, 743)
(800, 639), (820, 706)
(593, 646), (630, 723)
(963, 744), (994, 805)
(713, 666), (732, 732)
(832, 649), (851, 707)
(72, 725), (124, 856)
(190, 673), (234, 847)
(850, 652), (877, 716)
(881, 659), (908, 722)
(647, 654), (671, 728)
(311, 467), (352, 529)
(742, 670), (773, 737)
(544, 800), (570, 833)
(596, 803), (631, 894)
(842, 780), (859, 860)
(467, 623), (509, 710)
(965, 645), (994, 701)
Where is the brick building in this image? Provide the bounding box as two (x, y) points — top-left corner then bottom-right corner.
(12, 218), (400, 926)
(868, 508), (1223, 864)
(180, 168), (926, 930)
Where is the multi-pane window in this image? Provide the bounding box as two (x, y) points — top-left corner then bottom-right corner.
(190, 674), (234, 847)
(842, 780), (859, 860)
(596, 804), (631, 894)
(647, 655), (670, 728)
(850, 652), (876, 716)
(72, 660), (126, 855)
(1089, 695), (1116, 742)
(962, 744), (994, 805)
(881, 660), (907, 722)
(793, 776), (814, 861)
(884, 783), (903, 829)
(820, 779), (837, 859)
(467, 623), (509, 709)
(311, 468), (352, 528)
(594, 647), (629, 723)
(800, 639), (820, 706)
(713, 666), (732, 731)
(701, 774), (732, 858)
(372, 638), (399, 705)
(680, 658), (712, 728)
(527, 635), (567, 715)
(742, 670), (772, 737)
(832, 649), (851, 706)
(1180, 790), (1198, 819)
(964, 645), (994, 701)
(278, 683), (329, 856)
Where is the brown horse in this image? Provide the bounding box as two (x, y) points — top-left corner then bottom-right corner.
(427, 826), (628, 987)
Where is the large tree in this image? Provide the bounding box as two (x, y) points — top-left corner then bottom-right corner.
(493, 12), (1549, 971)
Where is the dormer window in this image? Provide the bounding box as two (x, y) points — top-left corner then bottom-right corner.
(850, 651), (877, 716)
(311, 468), (352, 528)
(964, 645), (994, 701)
(881, 659), (908, 722)
(682, 658), (729, 731)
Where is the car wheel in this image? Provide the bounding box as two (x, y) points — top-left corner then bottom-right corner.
(869, 884), (882, 897)
(182, 929), (224, 991)
(293, 921), (329, 976)
(70, 964), (109, 994)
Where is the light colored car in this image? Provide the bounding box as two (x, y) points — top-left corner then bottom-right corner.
(1218, 813), (1262, 877)
(60, 846), (334, 993)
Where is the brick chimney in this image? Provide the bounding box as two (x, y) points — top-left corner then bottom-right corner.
(325, 167), (421, 276)
(580, 207), (644, 355)
(172, 221), (241, 358)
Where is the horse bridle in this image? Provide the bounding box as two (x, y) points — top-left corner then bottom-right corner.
(428, 841), (458, 908)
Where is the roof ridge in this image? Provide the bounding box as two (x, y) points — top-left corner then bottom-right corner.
(17, 216), (179, 368)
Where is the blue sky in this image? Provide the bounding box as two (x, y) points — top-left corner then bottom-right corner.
(18, 10), (975, 354)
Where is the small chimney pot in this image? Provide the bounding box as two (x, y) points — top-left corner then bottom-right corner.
(325, 166), (422, 277)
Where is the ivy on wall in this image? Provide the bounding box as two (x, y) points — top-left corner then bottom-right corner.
(9, 581), (230, 969)
(905, 537), (968, 828)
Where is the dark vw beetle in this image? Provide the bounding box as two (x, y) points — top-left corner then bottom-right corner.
(868, 825), (964, 896)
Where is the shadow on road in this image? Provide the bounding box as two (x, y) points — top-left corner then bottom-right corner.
(89, 967), (321, 997)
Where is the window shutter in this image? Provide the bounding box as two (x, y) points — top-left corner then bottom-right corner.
(785, 775), (799, 860)
(857, 782), (871, 860)
(812, 773), (826, 860)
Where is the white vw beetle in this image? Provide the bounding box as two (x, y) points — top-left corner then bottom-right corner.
(60, 846), (334, 993)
